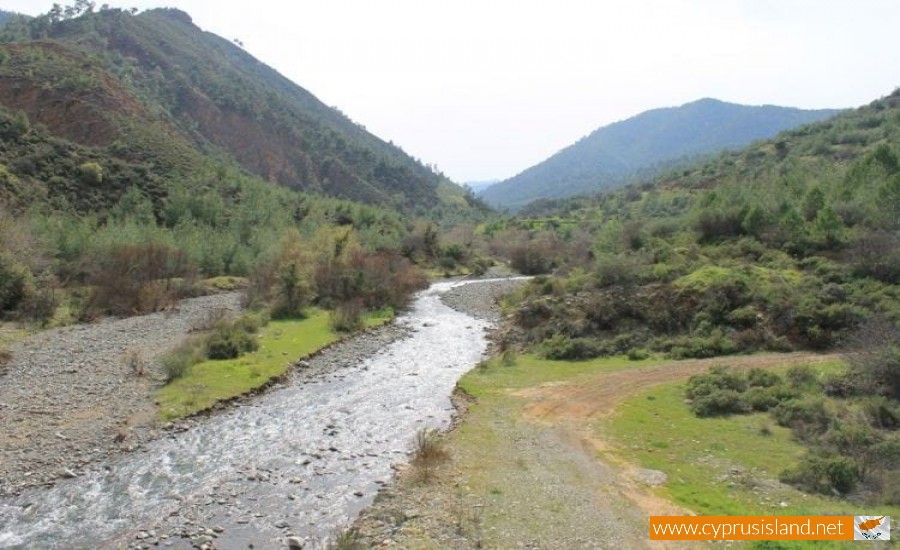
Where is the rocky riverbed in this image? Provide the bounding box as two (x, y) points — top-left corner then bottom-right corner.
(0, 292), (244, 497)
(1, 277), (526, 549)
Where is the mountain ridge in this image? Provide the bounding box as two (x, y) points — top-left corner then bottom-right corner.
(481, 98), (843, 210)
(0, 6), (478, 216)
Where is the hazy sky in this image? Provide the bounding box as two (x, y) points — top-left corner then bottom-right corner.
(5, 1), (900, 182)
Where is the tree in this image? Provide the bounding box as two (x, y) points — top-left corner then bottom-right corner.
(814, 205), (845, 248)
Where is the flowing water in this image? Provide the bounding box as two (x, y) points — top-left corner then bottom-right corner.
(0, 280), (498, 549)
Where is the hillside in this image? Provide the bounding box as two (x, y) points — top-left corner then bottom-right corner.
(0, 6), (477, 215)
(487, 87), (900, 355)
(481, 98), (841, 210)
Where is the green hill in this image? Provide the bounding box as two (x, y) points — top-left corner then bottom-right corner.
(0, 6), (477, 215)
(489, 87), (900, 355)
(481, 98), (842, 210)
(0, 5), (489, 328)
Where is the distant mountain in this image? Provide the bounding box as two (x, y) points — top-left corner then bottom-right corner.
(464, 179), (500, 194)
(0, 7), (478, 216)
(481, 99), (843, 210)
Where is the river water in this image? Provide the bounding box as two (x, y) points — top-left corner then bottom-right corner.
(0, 280), (495, 549)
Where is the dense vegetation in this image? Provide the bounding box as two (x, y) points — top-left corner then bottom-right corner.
(0, 3), (485, 217)
(0, 4), (495, 333)
(492, 89), (900, 360)
(685, 336), (900, 505)
(480, 98), (840, 211)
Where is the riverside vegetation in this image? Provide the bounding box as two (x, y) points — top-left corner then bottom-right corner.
(354, 89), (900, 547)
(2, 3), (900, 546)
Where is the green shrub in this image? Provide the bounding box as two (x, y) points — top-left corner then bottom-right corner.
(786, 364), (817, 388)
(747, 368), (782, 388)
(329, 301), (364, 333)
(686, 366), (748, 397)
(541, 335), (603, 360)
(161, 338), (205, 382)
(743, 387), (781, 412)
(206, 328), (257, 359)
(690, 389), (749, 417)
(772, 398), (831, 438)
(627, 347), (650, 361)
(0, 254), (31, 313)
(205, 316), (260, 360)
(780, 456), (859, 495)
(660, 331), (737, 359)
(78, 161), (103, 185)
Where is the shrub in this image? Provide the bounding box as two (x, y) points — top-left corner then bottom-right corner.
(772, 398), (831, 439)
(747, 368), (782, 388)
(329, 300), (364, 333)
(412, 427), (449, 481)
(541, 335), (603, 360)
(841, 318), (900, 399)
(780, 456), (860, 495)
(744, 387), (782, 412)
(691, 389), (749, 417)
(660, 332), (737, 359)
(627, 347), (650, 361)
(786, 364), (817, 388)
(78, 162), (103, 185)
(686, 366), (748, 397)
(161, 338), (205, 381)
(86, 243), (194, 316)
(206, 325), (259, 359)
(0, 254), (31, 313)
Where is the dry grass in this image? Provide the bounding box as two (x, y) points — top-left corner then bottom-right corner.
(412, 427), (449, 482)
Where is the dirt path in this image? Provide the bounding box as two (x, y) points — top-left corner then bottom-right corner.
(353, 352), (838, 548)
(518, 352), (837, 422)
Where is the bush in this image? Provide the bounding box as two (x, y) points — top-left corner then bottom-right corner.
(690, 389), (749, 417)
(412, 427), (449, 481)
(161, 338), (205, 381)
(329, 301), (364, 333)
(206, 314), (261, 359)
(747, 368), (782, 388)
(660, 332), (737, 359)
(627, 347), (650, 361)
(541, 335), (603, 360)
(78, 162), (103, 185)
(206, 329), (257, 360)
(772, 398), (831, 439)
(780, 456), (860, 495)
(686, 366), (748, 398)
(0, 254), (31, 314)
(744, 387), (782, 412)
(86, 243), (194, 316)
(786, 364), (817, 388)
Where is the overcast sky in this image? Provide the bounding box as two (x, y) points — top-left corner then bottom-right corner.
(5, 1), (900, 182)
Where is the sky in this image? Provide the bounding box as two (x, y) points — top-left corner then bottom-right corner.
(4, 1), (900, 182)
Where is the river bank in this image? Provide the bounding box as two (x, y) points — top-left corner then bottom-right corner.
(0, 277), (523, 549)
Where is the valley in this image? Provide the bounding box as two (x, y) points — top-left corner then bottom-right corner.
(0, 3), (898, 549)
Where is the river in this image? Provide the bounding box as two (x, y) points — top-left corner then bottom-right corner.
(0, 279), (498, 549)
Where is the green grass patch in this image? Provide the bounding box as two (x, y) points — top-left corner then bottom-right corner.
(604, 360), (900, 549)
(156, 308), (393, 420)
(461, 353), (659, 397)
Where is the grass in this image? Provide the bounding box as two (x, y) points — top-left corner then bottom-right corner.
(156, 307), (393, 420)
(426, 354), (658, 544)
(604, 359), (900, 549)
(462, 353), (658, 397)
